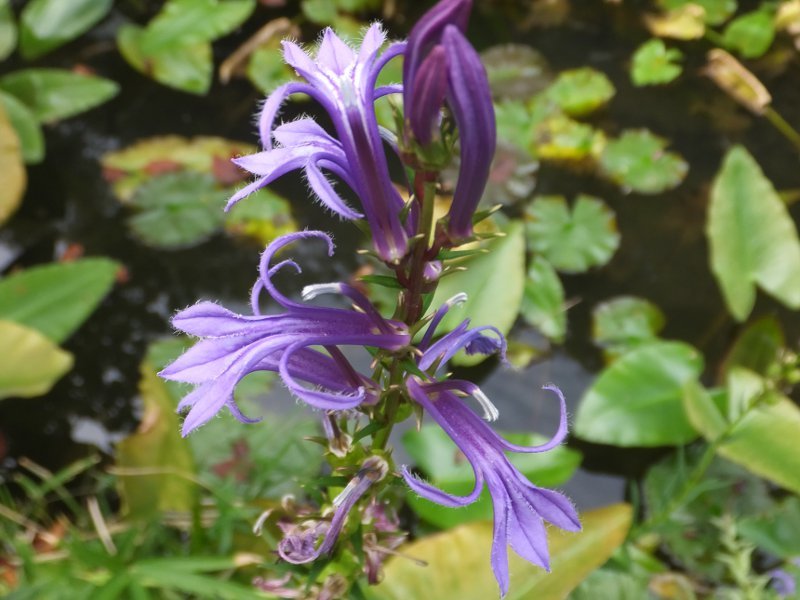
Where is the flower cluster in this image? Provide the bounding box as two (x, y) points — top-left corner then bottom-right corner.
(163, 1), (578, 596)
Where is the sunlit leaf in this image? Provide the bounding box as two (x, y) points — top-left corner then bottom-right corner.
(223, 187), (297, 245)
(0, 91), (44, 164)
(19, 0), (113, 59)
(370, 504), (632, 600)
(645, 5), (706, 39)
(520, 256), (566, 342)
(719, 315), (783, 380)
(0, 100), (25, 225)
(575, 341), (702, 446)
(592, 296), (666, 356)
(128, 172), (226, 249)
(0, 68), (118, 124)
(683, 373), (800, 495)
(0, 0), (16, 61)
(533, 114), (606, 163)
(116, 361), (197, 518)
(0, 320), (73, 400)
(599, 129), (688, 194)
(703, 49), (771, 115)
(0, 258), (118, 344)
(722, 10), (775, 59)
(631, 39), (683, 86)
(481, 44), (552, 101)
(657, 0), (736, 26)
(545, 67), (615, 117)
(525, 194), (619, 273)
(427, 221), (525, 366)
(706, 146), (800, 321)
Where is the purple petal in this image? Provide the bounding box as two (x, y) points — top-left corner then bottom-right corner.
(401, 465), (484, 507)
(305, 163), (364, 219)
(257, 81), (320, 147)
(317, 28), (356, 75)
(409, 45), (448, 145)
(357, 23), (387, 65)
(282, 40), (322, 84)
(498, 385), (569, 454)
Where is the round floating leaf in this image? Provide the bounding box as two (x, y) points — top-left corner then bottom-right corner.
(575, 341), (703, 447)
(370, 504), (632, 600)
(495, 100), (536, 151)
(545, 67), (615, 117)
(0, 68), (119, 124)
(0, 258), (118, 344)
(645, 5), (706, 39)
(525, 194), (620, 274)
(427, 221), (525, 366)
(481, 44), (552, 101)
(592, 296), (666, 353)
(0, 101), (25, 225)
(533, 114), (606, 163)
(658, 0), (736, 26)
(706, 146), (800, 321)
(223, 187), (297, 245)
(599, 129), (688, 194)
(0, 319), (73, 400)
(19, 0), (113, 59)
(722, 10), (775, 59)
(631, 39), (683, 86)
(0, 90), (44, 164)
(0, 0), (16, 61)
(520, 256), (566, 342)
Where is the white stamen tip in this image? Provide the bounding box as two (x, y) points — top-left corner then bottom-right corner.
(447, 292), (468, 307)
(302, 283), (342, 301)
(474, 388), (499, 422)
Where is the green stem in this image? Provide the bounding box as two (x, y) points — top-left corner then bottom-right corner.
(765, 107), (800, 152)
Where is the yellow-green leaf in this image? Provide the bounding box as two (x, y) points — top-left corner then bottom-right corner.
(0, 100), (25, 225)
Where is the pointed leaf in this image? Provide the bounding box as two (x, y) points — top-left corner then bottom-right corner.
(0, 320), (73, 400)
(0, 0), (16, 61)
(19, 0), (113, 59)
(719, 315), (784, 379)
(0, 100), (25, 225)
(706, 146), (800, 321)
(0, 91), (45, 164)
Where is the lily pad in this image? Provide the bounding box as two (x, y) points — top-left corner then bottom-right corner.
(645, 5), (706, 39)
(0, 320), (73, 400)
(520, 256), (566, 342)
(224, 187), (298, 245)
(722, 10), (775, 59)
(0, 0), (16, 61)
(19, 0), (113, 59)
(0, 91), (45, 164)
(599, 129), (688, 194)
(481, 44), (552, 101)
(525, 194), (620, 274)
(533, 114), (606, 163)
(0, 258), (119, 343)
(592, 296), (666, 355)
(631, 39), (683, 86)
(706, 146), (800, 321)
(575, 341), (703, 447)
(545, 67), (615, 117)
(658, 0), (736, 26)
(128, 172), (227, 249)
(0, 100), (25, 225)
(0, 68), (119, 124)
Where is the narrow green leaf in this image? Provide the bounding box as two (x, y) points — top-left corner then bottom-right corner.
(520, 256), (566, 342)
(19, 0), (113, 59)
(599, 129), (688, 194)
(0, 91), (44, 164)
(575, 341), (703, 446)
(0, 0), (16, 61)
(0, 258), (118, 343)
(0, 69), (118, 124)
(0, 320), (73, 400)
(706, 145), (800, 321)
(631, 39), (683, 86)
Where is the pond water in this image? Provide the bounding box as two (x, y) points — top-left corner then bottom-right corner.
(1, 1), (799, 511)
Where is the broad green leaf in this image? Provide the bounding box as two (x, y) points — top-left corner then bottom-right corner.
(0, 0), (16, 61)
(631, 39), (683, 86)
(224, 187), (298, 245)
(19, 0), (113, 59)
(719, 315), (783, 379)
(520, 256), (566, 342)
(599, 129), (687, 194)
(706, 146), (800, 320)
(683, 374), (800, 495)
(495, 100), (537, 152)
(545, 67), (615, 117)
(481, 44), (552, 101)
(592, 296), (665, 355)
(118, 24), (213, 95)
(0, 91), (44, 164)
(0, 320), (73, 400)
(139, 0), (255, 55)
(0, 258), (118, 343)
(525, 194), (620, 273)
(302, 0), (339, 24)
(116, 361), (196, 518)
(739, 497), (800, 559)
(247, 43), (297, 94)
(0, 100), (25, 225)
(575, 341), (703, 446)
(128, 172), (226, 249)
(403, 424), (581, 529)
(533, 114), (606, 163)
(370, 504), (632, 600)
(427, 221), (525, 366)
(0, 69), (118, 124)
(658, 0), (737, 25)
(722, 10), (775, 59)
(571, 569), (649, 600)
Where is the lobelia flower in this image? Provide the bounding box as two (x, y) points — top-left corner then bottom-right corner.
(160, 231), (409, 436)
(403, 0), (496, 240)
(229, 25), (410, 263)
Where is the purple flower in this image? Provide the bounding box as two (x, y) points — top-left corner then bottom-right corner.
(229, 25), (409, 263)
(402, 379), (580, 596)
(769, 568), (797, 598)
(160, 231), (409, 435)
(279, 455), (389, 564)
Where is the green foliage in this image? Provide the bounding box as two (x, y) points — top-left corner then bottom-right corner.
(592, 296), (666, 358)
(19, 0), (113, 59)
(599, 129), (688, 194)
(706, 146), (800, 321)
(0, 101), (25, 225)
(520, 256), (566, 342)
(631, 39), (683, 86)
(658, 0), (738, 26)
(545, 68), (616, 117)
(722, 10), (775, 58)
(525, 194), (620, 273)
(0, 91), (44, 164)
(719, 316), (784, 379)
(0, 0), (16, 61)
(247, 42), (298, 94)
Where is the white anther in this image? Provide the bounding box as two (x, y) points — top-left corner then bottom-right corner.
(446, 292), (468, 307)
(302, 283), (342, 301)
(473, 388), (499, 422)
